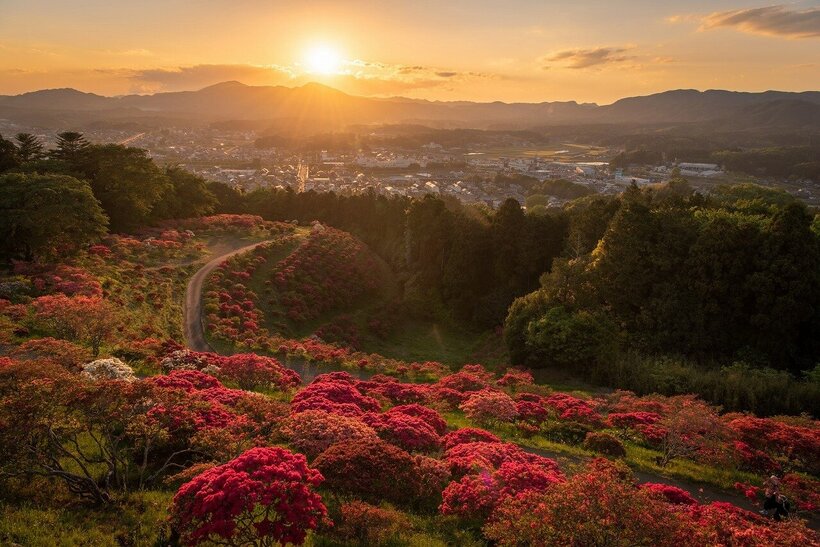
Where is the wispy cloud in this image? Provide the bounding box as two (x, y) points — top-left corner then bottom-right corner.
(542, 47), (635, 69)
(695, 5), (820, 39)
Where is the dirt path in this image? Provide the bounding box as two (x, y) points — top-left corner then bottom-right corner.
(183, 240), (271, 352)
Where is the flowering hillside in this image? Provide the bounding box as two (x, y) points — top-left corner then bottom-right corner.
(0, 218), (818, 545)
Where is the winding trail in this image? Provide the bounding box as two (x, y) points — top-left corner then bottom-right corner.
(184, 239), (272, 353)
(182, 239), (818, 529)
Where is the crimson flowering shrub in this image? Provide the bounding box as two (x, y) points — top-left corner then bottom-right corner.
(685, 501), (817, 546)
(542, 392), (603, 426)
(440, 460), (564, 522)
(149, 369), (223, 392)
(281, 410), (379, 459)
(363, 411), (441, 453)
(436, 369), (492, 395)
(357, 375), (432, 405)
(640, 482), (698, 506)
(732, 440), (782, 474)
(387, 403), (448, 435)
(217, 353), (301, 391)
(656, 397), (732, 467)
(313, 438), (424, 505)
(14, 262), (103, 298)
(496, 369), (534, 389)
(170, 447), (327, 546)
(9, 337), (92, 369)
(727, 415), (820, 473)
(604, 389), (673, 416)
(607, 411), (662, 430)
(515, 400), (549, 424)
(272, 228), (380, 323)
(291, 379), (381, 416)
(442, 428), (501, 450)
(459, 389), (518, 426)
(484, 459), (690, 547)
(443, 441), (559, 478)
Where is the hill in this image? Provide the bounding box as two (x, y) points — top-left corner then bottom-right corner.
(2, 83), (819, 133)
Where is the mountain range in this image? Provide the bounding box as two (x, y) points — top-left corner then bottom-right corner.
(1, 81), (819, 133)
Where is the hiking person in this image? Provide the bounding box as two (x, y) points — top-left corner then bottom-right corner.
(761, 475), (789, 520)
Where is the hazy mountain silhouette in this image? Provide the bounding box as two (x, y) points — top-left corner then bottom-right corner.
(1, 82), (819, 131)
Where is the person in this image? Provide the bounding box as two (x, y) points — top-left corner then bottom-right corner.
(761, 475), (789, 520)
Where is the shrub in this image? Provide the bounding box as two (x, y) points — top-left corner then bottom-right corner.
(81, 357), (136, 382)
(170, 447), (327, 546)
(442, 428), (501, 450)
(313, 438), (429, 506)
(640, 483), (698, 505)
(387, 403), (448, 435)
(363, 411), (441, 453)
(281, 410), (379, 459)
(216, 353), (300, 391)
(541, 420), (594, 444)
(333, 501), (409, 545)
(484, 460), (687, 546)
(583, 432), (627, 458)
(459, 389), (517, 426)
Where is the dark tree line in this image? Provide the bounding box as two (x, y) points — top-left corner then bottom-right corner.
(0, 131), (217, 260)
(505, 180), (820, 375)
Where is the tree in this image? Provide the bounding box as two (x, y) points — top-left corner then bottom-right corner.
(14, 133), (44, 163)
(0, 173), (108, 260)
(80, 144), (170, 231)
(50, 131), (90, 165)
(0, 134), (20, 173)
(32, 294), (120, 357)
(151, 166), (217, 219)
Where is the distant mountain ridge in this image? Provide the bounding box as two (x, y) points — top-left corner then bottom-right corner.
(1, 82), (819, 131)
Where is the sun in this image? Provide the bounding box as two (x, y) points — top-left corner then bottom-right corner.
(304, 44), (343, 75)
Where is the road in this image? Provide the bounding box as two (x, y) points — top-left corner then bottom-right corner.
(183, 239), (271, 353)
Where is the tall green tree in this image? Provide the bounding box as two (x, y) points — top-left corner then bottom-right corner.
(0, 134), (20, 173)
(80, 144), (170, 231)
(50, 131), (90, 166)
(14, 133), (44, 163)
(0, 173), (108, 260)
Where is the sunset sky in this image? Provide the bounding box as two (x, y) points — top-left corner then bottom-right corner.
(0, 0), (818, 104)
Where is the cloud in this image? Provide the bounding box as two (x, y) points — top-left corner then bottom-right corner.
(542, 47), (635, 69)
(699, 5), (820, 39)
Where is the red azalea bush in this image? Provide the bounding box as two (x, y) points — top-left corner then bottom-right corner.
(216, 353), (301, 391)
(9, 337), (92, 369)
(358, 376), (432, 405)
(313, 437), (446, 507)
(515, 400), (549, 424)
(443, 441), (559, 478)
(442, 428), (501, 450)
(440, 460), (564, 522)
(291, 379), (381, 415)
(484, 459), (689, 547)
(543, 392), (603, 426)
(727, 415), (820, 473)
(459, 389), (518, 426)
(496, 369), (534, 389)
(607, 411), (662, 430)
(387, 403), (448, 435)
(686, 501), (817, 546)
(640, 482), (698, 506)
(281, 410), (379, 459)
(363, 411), (441, 453)
(170, 447), (327, 546)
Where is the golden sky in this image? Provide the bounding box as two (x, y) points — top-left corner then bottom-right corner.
(0, 0), (818, 104)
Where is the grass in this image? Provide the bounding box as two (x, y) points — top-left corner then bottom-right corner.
(0, 490), (174, 547)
